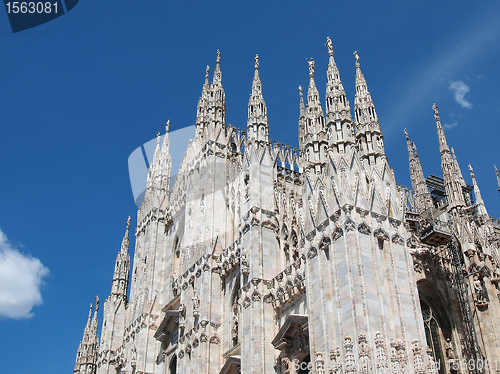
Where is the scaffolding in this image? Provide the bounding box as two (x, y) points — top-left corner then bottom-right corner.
(448, 240), (484, 373)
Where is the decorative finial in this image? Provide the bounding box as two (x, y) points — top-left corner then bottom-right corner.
(126, 216), (131, 230)
(326, 37), (334, 57)
(166, 119), (170, 133)
(88, 303), (93, 319)
(95, 295), (99, 312)
(157, 131), (161, 144)
(404, 128), (409, 140)
(205, 65), (210, 77)
(307, 58), (315, 78)
(254, 54), (259, 70)
(354, 51), (360, 63)
(216, 49), (221, 66)
(468, 163), (473, 173)
(299, 85), (303, 95)
(432, 103), (440, 121)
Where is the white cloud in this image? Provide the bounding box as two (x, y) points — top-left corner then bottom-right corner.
(0, 228), (49, 319)
(449, 81), (472, 109)
(385, 7), (499, 129)
(443, 122), (458, 130)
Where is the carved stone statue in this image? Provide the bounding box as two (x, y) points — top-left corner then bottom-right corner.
(281, 356), (292, 374)
(307, 58), (315, 78)
(474, 275), (487, 304)
(326, 37), (334, 57)
(254, 54), (259, 70)
(353, 51), (360, 63)
(445, 338), (455, 359)
(432, 103), (440, 121)
(192, 292), (200, 313)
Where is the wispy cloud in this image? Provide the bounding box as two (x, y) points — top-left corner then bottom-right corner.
(0, 228), (49, 319)
(443, 122), (458, 130)
(385, 5), (500, 130)
(449, 81), (472, 109)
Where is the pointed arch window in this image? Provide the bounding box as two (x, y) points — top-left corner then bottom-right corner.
(420, 298), (446, 374)
(231, 277), (241, 347)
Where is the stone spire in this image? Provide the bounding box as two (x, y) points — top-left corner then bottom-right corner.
(324, 37), (354, 154)
(405, 129), (433, 212)
(469, 164), (489, 218)
(208, 49), (226, 131)
(74, 300), (99, 374)
(213, 49), (222, 86)
(433, 103), (466, 209)
(143, 123), (172, 212)
(247, 54), (269, 144)
(353, 51), (385, 167)
(451, 147), (466, 188)
(496, 165), (500, 194)
(112, 216), (131, 299)
(196, 65), (210, 131)
(298, 85), (306, 153)
(305, 58), (325, 133)
(90, 295), (99, 334)
(302, 58), (327, 173)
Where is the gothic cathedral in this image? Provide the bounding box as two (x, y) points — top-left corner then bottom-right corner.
(74, 39), (500, 374)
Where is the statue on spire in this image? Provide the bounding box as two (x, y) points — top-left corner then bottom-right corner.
(326, 37), (334, 57)
(353, 51), (360, 63)
(216, 49), (221, 66)
(298, 85), (303, 95)
(126, 216), (131, 231)
(95, 295), (99, 312)
(307, 58), (315, 78)
(433, 103), (440, 121)
(254, 54), (259, 70)
(166, 119), (170, 133)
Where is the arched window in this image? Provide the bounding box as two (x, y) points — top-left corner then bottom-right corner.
(420, 298), (446, 374)
(231, 276), (241, 347)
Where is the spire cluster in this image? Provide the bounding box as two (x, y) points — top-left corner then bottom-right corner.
(196, 51), (226, 139)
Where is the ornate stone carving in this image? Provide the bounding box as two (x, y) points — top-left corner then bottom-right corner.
(344, 336), (356, 374)
(358, 222), (371, 235)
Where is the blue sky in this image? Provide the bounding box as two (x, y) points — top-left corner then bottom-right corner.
(1, 1), (499, 372)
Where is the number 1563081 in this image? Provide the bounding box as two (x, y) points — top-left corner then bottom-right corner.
(5, 2), (60, 14)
